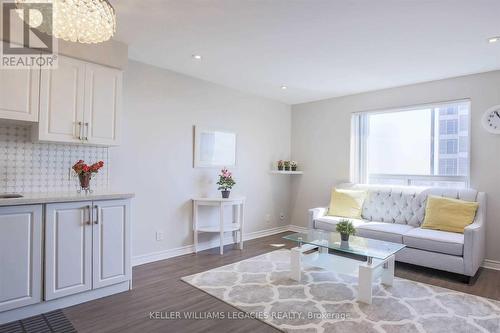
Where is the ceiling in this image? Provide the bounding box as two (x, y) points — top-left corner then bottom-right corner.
(111, 0), (500, 105)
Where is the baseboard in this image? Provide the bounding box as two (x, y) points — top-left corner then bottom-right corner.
(132, 224), (297, 267)
(287, 225), (309, 233)
(482, 259), (500, 271)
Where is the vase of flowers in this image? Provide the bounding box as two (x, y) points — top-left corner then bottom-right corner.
(336, 219), (356, 242)
(283, 160), (291, 171)
(277, 160), (284, 171)
(290, 161), (298, 171)
(216, 168), (236, 198)
(72, 160), (104, 192)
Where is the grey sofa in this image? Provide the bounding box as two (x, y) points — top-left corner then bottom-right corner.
(309, 183), (486, 279)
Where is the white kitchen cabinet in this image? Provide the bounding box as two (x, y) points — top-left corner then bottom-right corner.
(36, 55), (122, 146)
(84, 63), (122, 146)
(38, 55), (86, 144)
(92, 199), (131, 288)
(0, 42), (40, 122)
(0, 205), (42, 312)
(45, 201), (93, 300)
(44, 199), (130, 300)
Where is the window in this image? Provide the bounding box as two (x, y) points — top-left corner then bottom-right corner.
(459, 136), (468, 153)
(439, 106), (458, 116)
(351, 100), (470, 188)
(439, 158), (457, 175)
(459, 115), (468, 132)
(439, 139), (457, 154)
(440, 119), (458, 134)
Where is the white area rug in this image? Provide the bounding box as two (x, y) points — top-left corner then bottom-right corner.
(182, 249), (500, 333)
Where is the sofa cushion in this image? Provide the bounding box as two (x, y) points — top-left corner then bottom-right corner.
(422, 195), (478, 233)
(356, 222), (415, 244)
(314, 216), (366, 232)
(327, 189), (366, 219)
(403, 228), (464, 256)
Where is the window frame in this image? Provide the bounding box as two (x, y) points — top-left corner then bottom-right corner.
(350, 99), (471, 188)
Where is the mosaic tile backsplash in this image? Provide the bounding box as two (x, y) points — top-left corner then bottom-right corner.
(0, 124), (109, 193)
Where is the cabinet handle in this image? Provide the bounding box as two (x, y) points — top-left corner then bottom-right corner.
(78, 121), (83, 140)
(94, 205), (99, 224)
(86, 205), (92, 225)
(84, 122), (89, 141)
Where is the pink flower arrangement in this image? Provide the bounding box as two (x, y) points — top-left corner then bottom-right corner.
(216, 168), (236, 191)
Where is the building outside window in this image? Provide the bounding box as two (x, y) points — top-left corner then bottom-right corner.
(350, 100), (470, 188)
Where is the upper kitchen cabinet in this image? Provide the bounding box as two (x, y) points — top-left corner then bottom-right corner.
(37, 55), (86, 144)
(34, 55), (123, 146)
(84, 63), (122, 146)
(0, 42), (40, 122)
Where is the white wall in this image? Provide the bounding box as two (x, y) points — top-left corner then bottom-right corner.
(110, 60), (291, 258)
(291, 70), (500, 262)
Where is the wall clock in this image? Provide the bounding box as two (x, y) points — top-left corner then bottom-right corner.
(482, 105), (500, 134)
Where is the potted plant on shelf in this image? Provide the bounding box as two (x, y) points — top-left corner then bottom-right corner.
(216, 168), (236, 199)
(283, 160), (291, 171)
(290, 161), (298, 171)
(277, 160), (284, 171)
(336, 219), (356, 242)
(72, 160), (104, 192)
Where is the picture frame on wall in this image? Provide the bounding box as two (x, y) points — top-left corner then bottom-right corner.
(194, 126), (237, 168)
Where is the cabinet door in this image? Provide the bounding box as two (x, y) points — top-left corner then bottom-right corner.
(0, 42), (40, 122)
(45, 202), (93, 300)
(84, 63), (122, 146)
(0, 205), (42, 312)
(92, 199), (131, 289)
(38, 55), (85, 143)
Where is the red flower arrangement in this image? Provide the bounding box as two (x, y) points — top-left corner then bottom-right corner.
(72, 160), (104, 175)
(72, 160), (104, 191)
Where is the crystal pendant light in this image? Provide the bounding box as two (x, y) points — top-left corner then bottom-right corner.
(16, 0), (116, 44)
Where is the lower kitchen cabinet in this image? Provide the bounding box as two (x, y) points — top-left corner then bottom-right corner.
(45, 199), (131, 300)
(0, 205), (43, 312)
(92, 200), (131, 288)
(0, 196), (132, 323)
(45, 201), (93, 300)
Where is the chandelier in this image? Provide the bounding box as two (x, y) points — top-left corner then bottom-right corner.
(16, 0), (116, 44)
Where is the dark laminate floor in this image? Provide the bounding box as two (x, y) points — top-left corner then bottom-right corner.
(64, 232), (500, 333)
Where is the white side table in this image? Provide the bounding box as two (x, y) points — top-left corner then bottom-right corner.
(192, 197), (245, 255)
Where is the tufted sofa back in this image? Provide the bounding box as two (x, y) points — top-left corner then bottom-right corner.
(336, 183), (478, 227)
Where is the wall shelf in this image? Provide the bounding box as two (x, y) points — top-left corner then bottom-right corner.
(270, 170), (303, 175)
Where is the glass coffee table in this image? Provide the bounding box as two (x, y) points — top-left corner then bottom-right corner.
(284, 229), (406, 304)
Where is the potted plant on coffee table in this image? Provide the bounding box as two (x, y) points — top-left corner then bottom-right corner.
(216, 168), (236, 199)
(336, 219), (356, 242)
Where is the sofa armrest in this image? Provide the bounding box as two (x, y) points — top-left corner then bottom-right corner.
(463, 192), (486, 276)
(308, 207), (328, 229)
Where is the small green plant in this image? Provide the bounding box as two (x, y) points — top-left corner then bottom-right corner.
(336, 219), (356, 236)
(283, 160), (291, 170)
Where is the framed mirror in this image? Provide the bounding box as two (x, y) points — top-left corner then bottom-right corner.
(194, 126), (237, 168)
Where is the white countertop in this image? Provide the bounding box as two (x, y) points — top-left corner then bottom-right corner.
(0, 191), (135, 207)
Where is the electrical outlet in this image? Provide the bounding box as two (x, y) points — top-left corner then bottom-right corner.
(265, 214), (271, 223)
(156, 231), (164, 241)
(279, 212), (285, 220)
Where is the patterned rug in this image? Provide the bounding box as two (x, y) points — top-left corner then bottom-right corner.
(182, 249), (500, 333)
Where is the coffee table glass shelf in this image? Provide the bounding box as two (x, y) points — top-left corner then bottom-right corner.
(284, 229), (406, 304)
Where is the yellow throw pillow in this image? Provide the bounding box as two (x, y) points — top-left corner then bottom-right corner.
(421, 195), (479, 233)
(327, 189), (366, 219)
